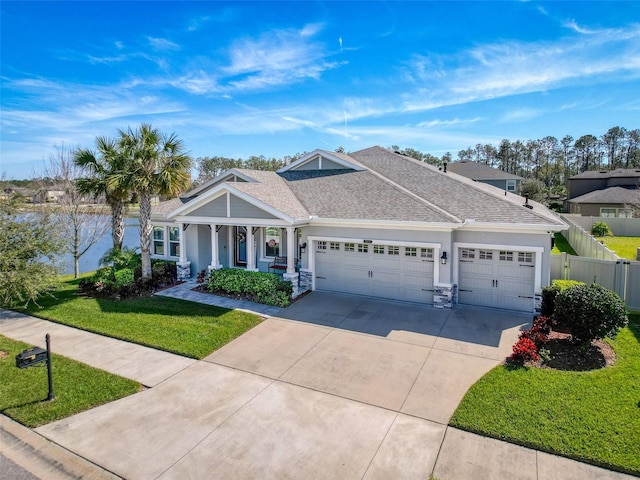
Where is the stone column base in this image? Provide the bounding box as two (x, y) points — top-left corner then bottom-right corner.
(207, 264), (223, 272)
(283, 272), (300, 298)
(433, 284), (454, 309)
(177, 261), (191, 281)
(534, 292), (542, 315)
(298, 270), (313, 293)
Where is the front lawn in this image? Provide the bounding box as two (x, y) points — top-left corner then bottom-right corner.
(22, 276), (263, 359)
(450, 313), (640, 476)
(1, 335), (140, 427)
(596, 236), (640, 260)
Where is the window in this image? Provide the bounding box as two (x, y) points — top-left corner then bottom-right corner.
(317, 241), (327, 251)
(405, 247), (417, 257)
(264, 227), (280, 256)
(373, 245), (385, 254)
(344, 243), (355, 252)
(479, 250), (493, 260)
(388, 246), (399, 255)
(330, 242), (340, 251)
(500, 251), (514, 261)
(506, 180), (516, 192)
(518, 252), (533, 263)
(420, 248), (433, 259)
(358, 243), (369, 253)
(461, 248), (475, 259)
(153, 227), (165, 255)
(600, 208), (616, 218)
(618, 209), (632, 218)
(169, 226), (180, 257)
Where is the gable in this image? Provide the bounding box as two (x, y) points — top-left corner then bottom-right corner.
(181, 191), (279, 220)
(293, 155), (347, 171)
(279, 149), (365, 173)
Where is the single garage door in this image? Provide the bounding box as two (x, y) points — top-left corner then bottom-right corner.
(314, 240), (434, 304)
(458, 247), (535, 312)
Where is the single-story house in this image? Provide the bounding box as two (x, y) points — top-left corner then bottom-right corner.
(151, 146), (567, 313)
(567, 187), (640, 217)
(446, 160), (523, 192)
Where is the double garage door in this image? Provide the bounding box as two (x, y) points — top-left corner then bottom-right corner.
(314, 240), (434, 304)
(458, 247), (535, 312)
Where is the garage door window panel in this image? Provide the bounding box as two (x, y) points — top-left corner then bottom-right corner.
(461, 248), (475, 259)
(358, 243), (369, 253)
(373, 245), (385, 254)
(330, 242), (340, 251)
(388, 246), (399, 256)
(499, 251), (513, 261)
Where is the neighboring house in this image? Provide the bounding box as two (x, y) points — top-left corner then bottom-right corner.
(567, 169), (640, 217)
(567, 187), (640, 217)
(447, 160), (522, 192)
(152, 146), (567, 313)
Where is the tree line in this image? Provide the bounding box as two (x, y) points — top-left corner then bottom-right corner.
(394, 126), (640, 193)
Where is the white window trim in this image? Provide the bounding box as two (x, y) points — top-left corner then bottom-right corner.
(151, 223), (181, 260)
(259, 227), (285, 262)
(452, 242), (544, 294)
(506, 179), (516, 192)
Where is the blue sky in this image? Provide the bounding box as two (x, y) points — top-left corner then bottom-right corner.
(1, 1), (639, 179)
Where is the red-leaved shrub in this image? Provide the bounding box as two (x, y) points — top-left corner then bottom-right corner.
(510, 337), (539, 363)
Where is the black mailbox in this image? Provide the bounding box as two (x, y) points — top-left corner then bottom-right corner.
(16, 347), (48, 369)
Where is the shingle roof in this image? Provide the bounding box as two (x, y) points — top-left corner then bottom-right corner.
(567, 186), (640, 204)
(348, 146), (563, 226)
(283, 170), (454, 222)
(151, 198), (185, 218)
(447, 161), (522, 180)
(228, 170), (310, 219)
(570, 169), (640, 179)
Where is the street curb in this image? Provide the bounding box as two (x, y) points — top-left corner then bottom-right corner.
(1, 415), (120, 480)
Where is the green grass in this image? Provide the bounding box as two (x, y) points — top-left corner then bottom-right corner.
(596, 236), (640, 260)
(450, 313), (640, 476)
(551, 233), (578, 255)
(1, 335), (140, 427)
(21, 275), (263, 359)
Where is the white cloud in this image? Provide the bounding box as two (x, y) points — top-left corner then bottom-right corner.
(147, 36), (180, 51)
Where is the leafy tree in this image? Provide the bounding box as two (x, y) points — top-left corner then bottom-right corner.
(0, 196), (61, 307)
(518, 178), (547, 204)
(41, 145), (110, 278)
(74, 137), (130, 249)
(116, 124), (192, 278)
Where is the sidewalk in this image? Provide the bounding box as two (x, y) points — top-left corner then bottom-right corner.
(0, 309), (195, 387)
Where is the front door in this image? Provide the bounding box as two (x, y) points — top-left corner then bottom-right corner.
(234, 226), (247, 266)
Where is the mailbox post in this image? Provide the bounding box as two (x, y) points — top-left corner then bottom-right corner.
(15, 333), (54, 401)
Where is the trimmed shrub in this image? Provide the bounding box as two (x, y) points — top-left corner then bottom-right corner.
(554, 283), (628, 346)
(114, 268), (135, 287)
(208, 269), (293, 307)
(510, 337), (539, 363)
(590, 221), (612, 237)
(520, 315), (552, 346)
(541, 279), (584, 317)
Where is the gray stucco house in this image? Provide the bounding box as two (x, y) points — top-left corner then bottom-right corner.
(447, 160), (522, 192)
(567, 169), (640, 217)
(151, 146), (567, 313)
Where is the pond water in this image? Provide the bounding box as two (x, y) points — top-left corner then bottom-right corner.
(59, 217), (141, 275)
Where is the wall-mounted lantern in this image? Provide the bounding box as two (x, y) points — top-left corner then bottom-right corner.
(440, 251), (448, 265)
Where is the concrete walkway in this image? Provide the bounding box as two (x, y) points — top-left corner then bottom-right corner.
(1, 290), (636, 480)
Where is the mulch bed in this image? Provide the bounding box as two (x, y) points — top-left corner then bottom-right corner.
(529, 331), (616, 371)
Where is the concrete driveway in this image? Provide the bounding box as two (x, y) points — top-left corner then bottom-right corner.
(36, 293), (532, 479)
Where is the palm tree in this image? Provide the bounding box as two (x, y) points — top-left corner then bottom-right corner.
(116, 124), (191, 278)
(74, 137), (130, 250)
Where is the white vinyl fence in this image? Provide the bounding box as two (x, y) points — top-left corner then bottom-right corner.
(551, 253), (640, 311)
(560, 214), (619, 261)
(563, 214), (640, 237)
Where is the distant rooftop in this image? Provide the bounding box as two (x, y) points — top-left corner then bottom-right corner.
(447, 161), (522, 181)
(569, 168), (640, 180)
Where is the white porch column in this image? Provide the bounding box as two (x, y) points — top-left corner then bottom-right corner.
(283, 226), (300, 297)
(246, 225), (258, 271)
(286, 227), (296, 274)
(176, 223), (191, 280)
(208, 224), (222, 271)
